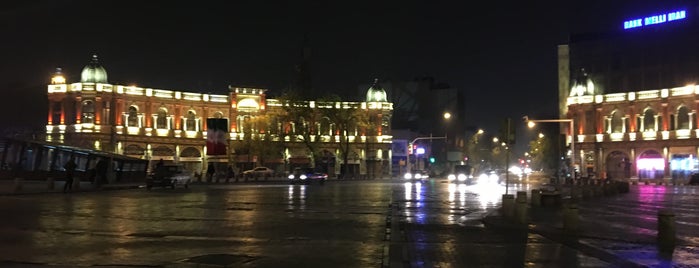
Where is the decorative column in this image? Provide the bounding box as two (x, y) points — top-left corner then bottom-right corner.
(47, 101), (54, 125)
(95, 97), (103, 125)
(75, 97), (82, 124)
(662, 103), (669, 131)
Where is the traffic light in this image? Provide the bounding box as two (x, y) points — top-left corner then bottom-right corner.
(429, 156), (436, 163)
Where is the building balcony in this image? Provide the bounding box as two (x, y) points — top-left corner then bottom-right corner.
(576, 129), (696, 143)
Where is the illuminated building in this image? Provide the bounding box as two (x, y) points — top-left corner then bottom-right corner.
(46, 55), (393, 177)
(559, 5), (699, 182)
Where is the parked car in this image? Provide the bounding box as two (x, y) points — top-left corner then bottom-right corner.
(403, 169), (429, 182)
(288, 167), (328, 184)
(242, 166), (274, 179)
(146, 164), (192, 190)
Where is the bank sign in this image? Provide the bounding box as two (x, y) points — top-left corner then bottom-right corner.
(623, 10), (686, 29)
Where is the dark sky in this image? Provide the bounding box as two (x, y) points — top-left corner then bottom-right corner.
(0, 0), (674, 147)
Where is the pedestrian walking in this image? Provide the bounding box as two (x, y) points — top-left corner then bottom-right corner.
(226, 165), (235, 183)
(63, 156), (77, 193)
(95, 158), (108, 187)
(207, 162), (215, 183)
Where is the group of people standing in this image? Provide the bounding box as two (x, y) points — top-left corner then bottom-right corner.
(206, 162), (237, 183)
(62, 156), (109, 193)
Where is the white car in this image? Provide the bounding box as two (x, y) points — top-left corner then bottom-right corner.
(243, 167), (274, 178)
(147, 165), (192, 190)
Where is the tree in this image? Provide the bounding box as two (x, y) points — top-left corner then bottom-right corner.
(277, 91), (323, 167)
(528, 132), (556, 173)
(320, 95), (370, 179)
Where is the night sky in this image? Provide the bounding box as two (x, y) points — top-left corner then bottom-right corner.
(0, 0), (677, 148)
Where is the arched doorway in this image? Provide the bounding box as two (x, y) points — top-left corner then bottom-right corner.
(605, 151), (630, 180)
(637, 150), (664, 180)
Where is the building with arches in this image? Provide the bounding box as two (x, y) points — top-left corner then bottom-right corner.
(559, 5), (699, 183)
(46, 55), (393, 178)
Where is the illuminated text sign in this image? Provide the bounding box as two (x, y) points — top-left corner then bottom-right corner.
(623, 10), (686, 29)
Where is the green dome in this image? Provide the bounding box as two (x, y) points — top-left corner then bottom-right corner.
(80, 54), (108, 83)
(365, 78), (387, 102)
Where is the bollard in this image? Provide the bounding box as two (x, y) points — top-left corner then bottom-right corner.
(516, 191), (527, 203)
(657, 209), (676, 253)
(47, 177), (55, 190)
(13, 178), (23, 193)
(516, 196), (528, 225)
(530, 189), (541, 207)
(502, 194), (515, 220)
(563, 202), (579, 234)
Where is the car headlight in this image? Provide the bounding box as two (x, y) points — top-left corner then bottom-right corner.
(415, 174), (422, 179)
(300, 175), (307, 180)
(457, 174), (467, 181)
(404, 173), (413, 179)
(448, 174), (456, 181)
(288, 174), (295, 179)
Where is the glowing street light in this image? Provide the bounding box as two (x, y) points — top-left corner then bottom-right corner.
(524, 116), (576, 192)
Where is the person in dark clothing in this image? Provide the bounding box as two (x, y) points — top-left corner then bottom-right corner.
(207, 162), (215, 183)
(226, 165), (235, 183)
(95, 158), (108, 187)
(63, 156), (77, 193)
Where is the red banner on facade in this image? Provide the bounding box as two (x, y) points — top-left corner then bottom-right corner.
(206, 118), (228, 155)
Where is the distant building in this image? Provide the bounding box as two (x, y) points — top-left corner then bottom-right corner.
(46, 55), (393, 178)
(360, 77), (466, 174)
(560, 5), (699, 182)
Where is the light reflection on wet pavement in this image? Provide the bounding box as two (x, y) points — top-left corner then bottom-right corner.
(3, 178), (699, 267)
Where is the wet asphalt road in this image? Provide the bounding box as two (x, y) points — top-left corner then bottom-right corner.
(0, 178), (539, 267)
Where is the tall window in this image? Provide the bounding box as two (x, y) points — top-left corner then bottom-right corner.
(81, 100), (95, 124)
(320, 117), (331, 135)
(127, 106), (139, 127)
(677, 106), (690, 130)
(185, 110), (197, 131)
(610, 110), (623, 133)
(643, 108), (656, 131)
(156, 107), (168, 129)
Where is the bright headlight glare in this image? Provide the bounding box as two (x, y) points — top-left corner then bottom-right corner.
(300, 175), (307, 180)
(457, 174), (467, 181)
(404, 173), (412, 179)
(448, 174), (456, 181)
(288, 175), (294, 179)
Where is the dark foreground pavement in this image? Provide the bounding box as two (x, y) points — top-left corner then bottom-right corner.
(482, 184), (699, 268)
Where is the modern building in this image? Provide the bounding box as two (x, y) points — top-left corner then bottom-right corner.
(560, 5), (699, 182)
(46, 55), (393, 178)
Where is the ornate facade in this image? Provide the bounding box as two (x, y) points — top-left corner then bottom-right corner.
(46, 55), (393, 177)
(568, 77), (699, 182)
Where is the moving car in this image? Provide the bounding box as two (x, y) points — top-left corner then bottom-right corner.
(243, 166), (274, 179)
(147, 164), (192, 190)
(448, 164), (472, 183)
(288, 167), (328, 184)
(403, 169), (429, 182)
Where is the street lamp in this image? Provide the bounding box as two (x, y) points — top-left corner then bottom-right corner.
(524, 116), (576, 186)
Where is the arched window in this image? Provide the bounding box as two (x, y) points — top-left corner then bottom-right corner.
(677, 106), (690, 130)
(81, 100), (95, 124)
(320, 117), (331, 135)
(643, 108), (656, 131)
(185, 110), (197, 131)
(156, 107), (168, 129)
(127, 106), (139, 127)
(213, 111), (223, 119)
(610, 110), (623, 133)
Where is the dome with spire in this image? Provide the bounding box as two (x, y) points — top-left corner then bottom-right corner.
(80, 54), (108, 83)
(365, 78), (387, 102)
(569, 68), (595, 97)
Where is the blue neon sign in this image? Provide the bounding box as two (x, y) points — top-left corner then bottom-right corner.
(623, 10), (686, 29)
